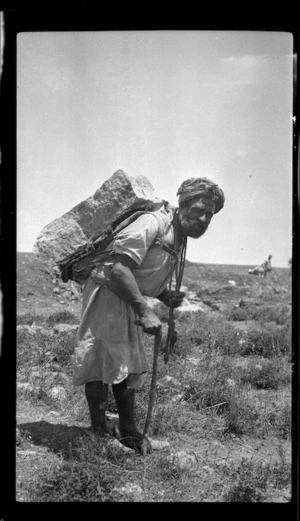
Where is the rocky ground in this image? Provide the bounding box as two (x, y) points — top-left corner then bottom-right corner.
(15, 252), (293, 504)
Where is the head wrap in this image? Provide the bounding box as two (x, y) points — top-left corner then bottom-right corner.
(177, 177), (225, 214)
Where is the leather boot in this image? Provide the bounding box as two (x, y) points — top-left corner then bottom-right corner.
(112, 379), (148, 452)
(85, 381), (110, 436)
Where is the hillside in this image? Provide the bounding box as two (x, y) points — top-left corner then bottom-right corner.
(17, 252), (82, 316)
(17, 252), (290, 315)
(15, 251), (292, 503)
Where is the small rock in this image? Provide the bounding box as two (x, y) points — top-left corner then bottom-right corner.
(53, 323), (78, 334)
(226, 378), (236, 388)
(167, 451), (197, 470)
(162, 375), (180, 387)
(29, 369), (71, 391)
(111, 483), (144, 502)
(186, 357), (201, 365)
(17, 382), (34, 392)
(228, 280), (236, 286)
(177, 302), (205, 313)
(48, 385), (67, 401)
(203, 465), (213, 474)
(188, 291), (198, 300)
(17, 325), (35, 335)
(44, 362), (62, 371)
(170, 393), (184, 403)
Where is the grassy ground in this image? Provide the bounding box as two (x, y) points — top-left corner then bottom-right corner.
(15, 253), (293, 503)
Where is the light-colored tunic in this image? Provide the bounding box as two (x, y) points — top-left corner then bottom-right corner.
(72, 207), (175, 389)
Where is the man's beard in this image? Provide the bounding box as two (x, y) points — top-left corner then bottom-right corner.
(179, 211), (209, 238)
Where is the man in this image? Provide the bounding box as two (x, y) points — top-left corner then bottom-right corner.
(72, 177), (225, 453)
(261, 254), (272, 278)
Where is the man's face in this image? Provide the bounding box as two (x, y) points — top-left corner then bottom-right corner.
(178, 196), (215, 238)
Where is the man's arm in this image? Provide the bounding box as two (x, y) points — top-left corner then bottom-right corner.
(109, 254), (162, 335)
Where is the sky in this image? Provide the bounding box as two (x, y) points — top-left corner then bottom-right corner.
(17, 31), (294, 267)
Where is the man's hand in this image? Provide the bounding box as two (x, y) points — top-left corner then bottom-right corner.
(135, 310), (162, 335)
(109, 254), (162, 335)
(157, 289), (186, 308)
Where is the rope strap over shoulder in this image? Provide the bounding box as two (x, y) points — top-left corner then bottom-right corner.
(163, 211), (187, 364)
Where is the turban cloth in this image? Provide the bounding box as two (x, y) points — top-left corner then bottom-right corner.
(177, 177), (225, 214)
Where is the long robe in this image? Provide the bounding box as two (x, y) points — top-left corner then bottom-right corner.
(72, 208), (175, 389)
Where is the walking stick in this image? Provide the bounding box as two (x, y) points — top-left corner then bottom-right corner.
(141, 327), (162, 456)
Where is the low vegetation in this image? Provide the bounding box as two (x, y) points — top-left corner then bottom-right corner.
(16, 259), (292, 502)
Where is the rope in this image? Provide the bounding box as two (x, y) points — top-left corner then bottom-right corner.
(164, 212), (187, 364)
(141, 211), (186, 454)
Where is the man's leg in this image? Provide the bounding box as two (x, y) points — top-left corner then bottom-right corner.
(112, 379), (145, 451)
(85, 381), (110, 436)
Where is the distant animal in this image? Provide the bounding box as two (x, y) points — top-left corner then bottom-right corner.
(248, 266), (265, 276)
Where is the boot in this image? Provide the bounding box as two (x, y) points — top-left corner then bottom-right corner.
(112, 379), (150, 453)
(85, 381), (110, 436)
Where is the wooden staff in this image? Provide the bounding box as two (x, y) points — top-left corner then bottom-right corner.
(141, 328), (162, 456)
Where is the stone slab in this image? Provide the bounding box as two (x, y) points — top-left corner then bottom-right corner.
(33, 169), (161, 263)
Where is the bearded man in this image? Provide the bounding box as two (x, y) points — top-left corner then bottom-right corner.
(72, 177), (225, 453)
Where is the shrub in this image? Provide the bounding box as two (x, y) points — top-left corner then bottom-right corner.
(223, 443), (291, 502)
(17, 311), (79, 328)
(46, 310), (79, 328)
(252, 304), (290, 325)
(227, 307), (249, 322)
(273, 443), (291, 486)
(240, 358), (291, 390)
(223, 393), (261, 436)
(17, 313), (48, 326)
(227, 303), (290, 326)
(223, 458), (269, 502)
(17, 325), (77, 409)
(237, 325), (291, 358)
(263, 401), (292, 440)
(35, 459), (114, 502)
(29, 433), (136, 502)
(50, 331), (77, 366)
(169, 311), (241, 358)
(17, 328), (77, 369)
(17, 329), (53, 368)
(182, 355), (237, 412)
(167, 308), (291, 360)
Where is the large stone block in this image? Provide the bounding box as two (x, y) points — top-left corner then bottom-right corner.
(33, 170), (162, 263)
